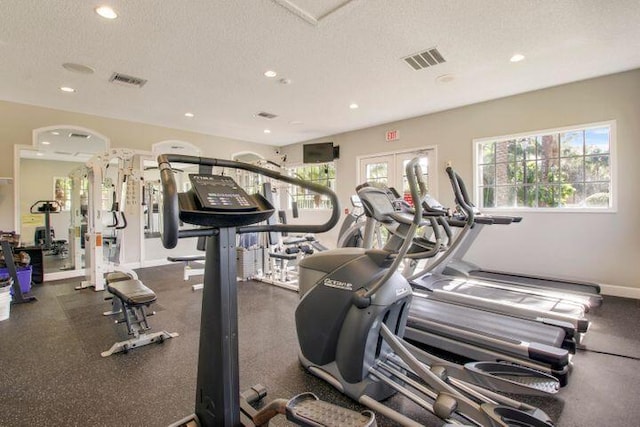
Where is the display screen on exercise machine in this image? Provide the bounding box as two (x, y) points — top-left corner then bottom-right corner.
(189, 174), (259, 211)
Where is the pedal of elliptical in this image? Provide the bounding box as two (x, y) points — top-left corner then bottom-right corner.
(286, 392), (376, 427)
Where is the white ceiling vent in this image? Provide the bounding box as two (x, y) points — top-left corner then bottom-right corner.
(403, 48), (446, 71)
(257, 111), (278, 119)
(109, 72), (148, 88)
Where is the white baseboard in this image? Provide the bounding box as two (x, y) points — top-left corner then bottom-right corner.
(600, 283), (640, 299)
(44, 269), (86, 282)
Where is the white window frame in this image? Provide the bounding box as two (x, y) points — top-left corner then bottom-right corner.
(286, 161), (337, 211)
(472, 120), (617, 213)
(53, 176), (73, 211)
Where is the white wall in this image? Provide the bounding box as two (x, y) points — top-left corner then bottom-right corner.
(282, 69), (640, 296)
(0, 100), (281, 270)
(0, 100), (279, 231)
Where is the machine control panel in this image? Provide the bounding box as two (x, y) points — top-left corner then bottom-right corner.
(189, 174), (258, 211)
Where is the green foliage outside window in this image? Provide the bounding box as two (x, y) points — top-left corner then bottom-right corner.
(288, 163), (336, 209)
(477, 125), (611, 209)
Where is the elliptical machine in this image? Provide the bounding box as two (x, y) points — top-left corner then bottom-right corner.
(158, 154), (376, 427)
(295, 158), (558, 427)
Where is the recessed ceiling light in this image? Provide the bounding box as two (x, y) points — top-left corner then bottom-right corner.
(51, 131), (60, 135)
(264, 70), (277, 78)
(62, 63), (95, 74)
(60, 86), (76, 93)
(36, 152), (44, 156)
(184, 112), (195, 118)
(435, 74), (455, 84)
(349, 103), (359, 110)
(510, 53), (525, 63)
(264, 129), (271, 134)
(95, 6), (118, 19)
(41, 141), (51, 145)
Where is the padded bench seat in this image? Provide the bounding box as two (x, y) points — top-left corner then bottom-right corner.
(167, 255), (206, 262)
(107, 279), (157, 306)
(106, 271), (134, 284)
(269, 252), (298, 261)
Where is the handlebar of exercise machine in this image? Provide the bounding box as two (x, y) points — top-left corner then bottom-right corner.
(353, 157), (428, 308)
(157, 154), (341, 249)
(30, 200), (62, 214)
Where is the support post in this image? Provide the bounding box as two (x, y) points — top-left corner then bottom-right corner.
(195, 227), (240, 426)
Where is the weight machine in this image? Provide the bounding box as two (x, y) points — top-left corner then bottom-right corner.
(76, 149), (143, 291)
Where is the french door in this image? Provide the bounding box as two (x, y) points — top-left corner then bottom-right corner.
(358, 149), (434, 203)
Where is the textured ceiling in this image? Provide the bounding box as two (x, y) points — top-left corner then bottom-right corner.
(1, 0), (639, 146)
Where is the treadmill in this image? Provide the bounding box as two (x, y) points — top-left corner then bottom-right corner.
(439, 166), (602, 308)
(356, 186), (573, 384)
(358, 185), (590, 335)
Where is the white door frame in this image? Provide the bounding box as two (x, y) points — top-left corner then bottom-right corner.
(356, 146), (438, 198)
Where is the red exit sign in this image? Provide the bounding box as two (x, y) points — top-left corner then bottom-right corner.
(386, 130), (399, 142)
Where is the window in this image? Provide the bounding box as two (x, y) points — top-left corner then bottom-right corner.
(53, 177), (72, 211)
(475, 121), (614, 210)
(287, 163), (336, 209)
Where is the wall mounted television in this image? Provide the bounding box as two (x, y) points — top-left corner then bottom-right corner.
(303, 142), (338, 163)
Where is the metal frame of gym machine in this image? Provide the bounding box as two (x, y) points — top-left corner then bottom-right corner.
(76, 149), (142, 292)
(433, 166), (602, 307)
(159, 154), (377, 427)
(352, 183), (574, 383)
(294, 157), (559, 426)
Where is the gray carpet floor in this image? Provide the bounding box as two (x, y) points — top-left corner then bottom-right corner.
(1, 263), (639, 426)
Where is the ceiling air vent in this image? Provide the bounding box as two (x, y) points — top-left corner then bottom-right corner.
(109, 72), (148, 88)
(257, 111), (278, 119)
(403, 47), (446, 71)
(54, 151), (74, 155)
(69, 132), (91, 138)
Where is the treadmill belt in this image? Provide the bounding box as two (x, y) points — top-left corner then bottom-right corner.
(408, 297), (565, 348)
(472, 270), (601, 297)
(436, 278), (585, 316)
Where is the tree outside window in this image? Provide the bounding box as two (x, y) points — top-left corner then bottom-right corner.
(53, 177), (72, 211)
(476, 123), (612, 210)
(288, 163), (336, 209)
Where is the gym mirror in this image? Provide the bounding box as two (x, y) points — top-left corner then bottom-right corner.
(16, 126), (109, 280)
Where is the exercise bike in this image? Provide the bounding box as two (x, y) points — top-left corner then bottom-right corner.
(158, 154), (376, 427)
(295, 157), (558, 427)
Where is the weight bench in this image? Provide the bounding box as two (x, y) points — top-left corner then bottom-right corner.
(267, 250), (299, 286)
(101, 278), (178, 357)
(167, 255), (205, 291)
(102, 271), (135, 316)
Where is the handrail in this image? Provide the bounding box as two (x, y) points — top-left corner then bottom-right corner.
(29, 200), (62, 214)
(157, 154), (340, 249)
(353, 157), (427, 307)
(445, 166), (475, 225)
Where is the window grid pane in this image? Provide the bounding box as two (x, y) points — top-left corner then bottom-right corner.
(476, 124), (611, 210)
(288, 163), (336, 209)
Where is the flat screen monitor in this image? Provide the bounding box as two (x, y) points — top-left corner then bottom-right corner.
(303, 142), (334, 163)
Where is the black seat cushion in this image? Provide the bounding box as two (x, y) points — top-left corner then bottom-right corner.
(167, 255), (206, 262)
(108, 280), (156, 305)
(106, 271), (134, 284)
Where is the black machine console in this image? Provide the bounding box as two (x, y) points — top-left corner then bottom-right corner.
(189, 174), (259, 211)
(177, 174), (274, 228)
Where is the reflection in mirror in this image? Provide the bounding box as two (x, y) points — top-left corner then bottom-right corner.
(143, 141), (207, 270)
(145, 141), (203, 239)
(142, 159), (200, 238)
(20, 126), (108, 278)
